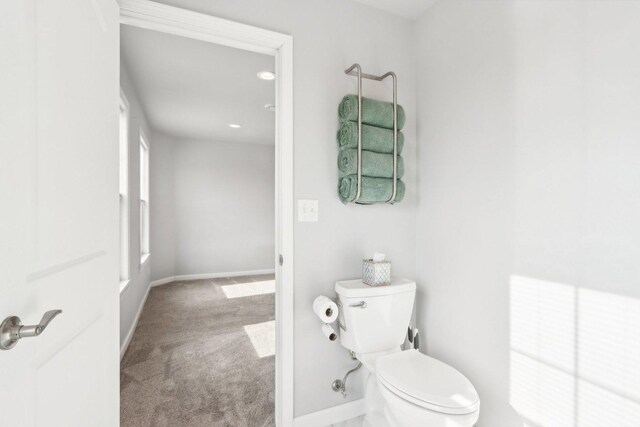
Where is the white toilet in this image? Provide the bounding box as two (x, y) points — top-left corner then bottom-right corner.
(335, 278), (480, 427)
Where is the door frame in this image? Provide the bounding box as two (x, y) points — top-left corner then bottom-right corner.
(118, 0), (294, 425)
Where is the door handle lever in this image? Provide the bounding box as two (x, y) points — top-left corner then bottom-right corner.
(0, 309), (62, 350)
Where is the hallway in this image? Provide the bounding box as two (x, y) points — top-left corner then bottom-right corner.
(120, 275), (275, 427)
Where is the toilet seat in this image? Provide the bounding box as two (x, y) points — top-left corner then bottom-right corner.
(376, 350), (479, 415)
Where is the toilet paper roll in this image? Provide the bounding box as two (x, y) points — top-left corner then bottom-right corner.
(322, 324), (338, 341)
(313, 296), (339, 323)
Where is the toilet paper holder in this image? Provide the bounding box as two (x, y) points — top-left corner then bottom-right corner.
(313, 296), (340, 342)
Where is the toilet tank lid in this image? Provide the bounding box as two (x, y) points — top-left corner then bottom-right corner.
(335, 278), (416, 298)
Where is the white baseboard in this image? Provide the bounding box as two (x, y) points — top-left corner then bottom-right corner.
(293, 399), (366, 427)
(120, 282), (151, 360)
(149, 276), (175, 287)
(150, 268), (275, 287)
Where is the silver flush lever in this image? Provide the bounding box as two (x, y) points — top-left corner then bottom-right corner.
(0, 310), (63, 350)
(349, 301), (367, 309)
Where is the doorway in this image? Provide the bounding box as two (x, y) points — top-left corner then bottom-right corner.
(118, 1), (294, 425)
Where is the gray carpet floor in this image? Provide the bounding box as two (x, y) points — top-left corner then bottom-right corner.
(121, 275), (275, 427)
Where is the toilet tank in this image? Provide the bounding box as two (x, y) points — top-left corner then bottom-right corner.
(335, 278), (416, 354)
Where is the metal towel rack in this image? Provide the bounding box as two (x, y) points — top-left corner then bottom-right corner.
(344, 63), (398, 204)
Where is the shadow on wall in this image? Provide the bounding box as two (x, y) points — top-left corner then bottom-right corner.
(509, 275), (640, 427)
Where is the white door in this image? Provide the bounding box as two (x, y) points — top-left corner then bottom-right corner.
(0, 0), (120, 426)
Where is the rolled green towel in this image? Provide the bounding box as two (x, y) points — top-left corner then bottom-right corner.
(339, 95), (406, 130)
(338, 149), (404, 179)
(337, 121), (404, 154)
(339, 175), (406, 204)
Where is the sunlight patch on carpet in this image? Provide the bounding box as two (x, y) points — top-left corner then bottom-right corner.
(244, 320), (275, 358)
(221, 280), (275, 299)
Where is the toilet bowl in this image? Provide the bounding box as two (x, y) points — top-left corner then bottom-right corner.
(335, 278), (480, 427)
(372, 350), (479, 427)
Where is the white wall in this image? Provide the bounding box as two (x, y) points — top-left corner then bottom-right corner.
(150, 136), (275, 280)
(149, 132), (176, 281)
(153, 0), (418, 417)
(119, 64), (153, 353)
(416, 1), (640, 426)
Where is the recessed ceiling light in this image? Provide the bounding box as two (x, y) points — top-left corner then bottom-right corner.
(264, 104), (276, 112)
(228, 123), (242, 129)
(257, 71), (275, 81)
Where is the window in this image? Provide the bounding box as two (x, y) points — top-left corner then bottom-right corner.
(139, 131), (150, 262)
(119, 92), (130, 284)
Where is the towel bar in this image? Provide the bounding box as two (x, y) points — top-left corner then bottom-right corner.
(344, 63), (398, 204)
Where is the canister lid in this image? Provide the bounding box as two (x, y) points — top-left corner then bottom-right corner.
(334, 278), (416, 298)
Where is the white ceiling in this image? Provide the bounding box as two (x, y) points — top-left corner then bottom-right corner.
(351, 0), (440, 20)
(121, 25), (275, 144)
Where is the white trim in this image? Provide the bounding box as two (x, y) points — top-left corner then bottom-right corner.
(275, 31), (295, 427)
(139, 130), (150, 260)
(149, 276), (175, 287)
(120, 280), (151, 360)
(150, 269), (276, 287)
(139, 253), (150, 266)
(119, 279), (131, 295)
(119, 87), (130, 111)
(119, 90), (131, 283)
(139, 253), (150, 269)
(293, 399), (366, 427)
(120, 255), (151, 357)
(139, 128), (149, 150)
(119, 3), (294, 424)
(118, 0), (285, 55)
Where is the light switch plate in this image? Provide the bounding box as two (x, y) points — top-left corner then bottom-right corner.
(298, 199), (319, 222)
